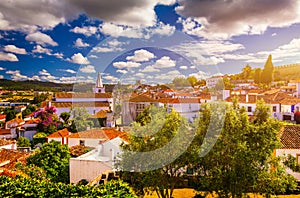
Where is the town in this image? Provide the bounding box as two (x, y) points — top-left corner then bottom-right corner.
(1, 54), (300, 197)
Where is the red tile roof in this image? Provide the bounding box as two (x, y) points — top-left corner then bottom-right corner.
(68, 128), (127, 140)
(56, 92), (112, 99)
(0, 115), (6, 120)
(51, 102), (110, 108)
(0, 139), (16, 146)
(47, 128), (70, 138)
(0, 149), (29, 170)
(25, 118), (40, 125)
(0, 129), (11, 135)
(128, 95), (156, 103)
(158, 98), (200, 104)
(279, 125), (300, 149)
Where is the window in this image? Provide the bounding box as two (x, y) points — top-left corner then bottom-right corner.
(297, 154), (300, 164)
(79, 140), (85, 146)
(273, 106), (277, 112)
(247, 106), (252, 112)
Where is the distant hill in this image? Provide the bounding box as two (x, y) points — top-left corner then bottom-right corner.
(0, 79), (117, 92)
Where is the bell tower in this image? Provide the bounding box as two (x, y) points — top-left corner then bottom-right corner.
(93, 72), (105, 93)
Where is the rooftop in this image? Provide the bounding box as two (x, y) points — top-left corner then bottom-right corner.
(279, 125), (300, 149)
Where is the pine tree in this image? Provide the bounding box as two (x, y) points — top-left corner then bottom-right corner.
(261, 54), (274, 84)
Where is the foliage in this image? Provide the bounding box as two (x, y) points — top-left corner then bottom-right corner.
(261, 54), (274, 84)
(283, 154), (300, 172)
(69, 107), (94, 132)
(4, 107), (17, 122)
(191, 100), (295, 197)
(26, 141), (71, 183)
(22, 104), (36, 118)
(0, 175), (137, 198)
(14, 162), (48, 181)
(32, 93), (49, 105)
(17, 137), (31, 147)
(36, 106), (60, 134)
(254, 68), (262, 84)
(187, 76), (198, 87)
(119, 106), (192, 198)
(172, 77), (190, 87)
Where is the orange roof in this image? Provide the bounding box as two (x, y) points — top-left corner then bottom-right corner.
(158, 98), (200, 104)
(0, 149), (29, 170)
(56, 92), (112, 99)
(0, 115), (6, 120)
(24, 112), (35, 118)
(68, 128), (127, 140)
(47, 128), (69, 138)
(128, 95), (156, 103)
(279, 125), (300, 149)
(25, 118), (40, 124)
(0, 139), (15, 146)
(6, 118), (25, 125)
(51, 102), (110, 108)
(0, 129), (11, 135)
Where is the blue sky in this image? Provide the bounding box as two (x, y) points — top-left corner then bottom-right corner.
(1, 0), (300, 84)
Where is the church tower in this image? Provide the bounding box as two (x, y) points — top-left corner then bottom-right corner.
(93, 72), (105, 93)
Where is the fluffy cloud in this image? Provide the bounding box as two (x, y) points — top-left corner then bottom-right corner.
(0, 52), (18, 62)
(139, 65), (160, 73)
(91, 39), (125, 53)
(126, 49), (155, 62)
(25, 31), (58, 46)
(179, 66), (188, 70)
(176, 0), (300, 39)
(116, 69), (128, 74)
(100, 22), (175, 39)
(79, 65), (96, 73)
(68, 53), (90, 64)
(74, 38), (90, 48)
(0, 67), (5, 70)
(32, 45), (63, 59)
(60, 69), (77, 74)
(70, 26), (98, 37)
(103, 75), (118, 82)
(4, 45), (27, 54)
(113, 61), (141, 69)
(39, 69), (51, 76)
(152, 56), (176, 68)
(6, 70), (28, 81)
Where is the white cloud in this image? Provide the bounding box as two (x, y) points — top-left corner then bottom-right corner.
(126, 49), (155, 62)
(39, 69), (51, 76)
(176, 1), (300, 39)
(0, 67), (5, 70)
(89, 55), (98, 59)
(116, 69), (128, 74)
(152, 56), (176, 68)
(100, 21), (175, 39)
(139, 65), (160, 73)
(190, 66), (196, 69)
(32, 45), (63, 59)
(91, 46), (123, 53)
(6, 70), (28, 81)
(74, 38), (89, 48)
(0, 52), (18, 62)
(179, 66), (188, 70)
(68, 53), (90, 64)
(0, 75), (4, 79)
(59, 69), (77, 74)
(25, 31), (58, 46)
(79, 65), (96, 73)
(4, 45), (27, 54)
(70, 26), (98, 37)
(103, 75), (118, 83)
(29, 75), (40, 81)
(113, 61), (141, 69)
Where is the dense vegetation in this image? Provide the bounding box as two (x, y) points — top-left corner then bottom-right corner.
(0, 175), (137, 198)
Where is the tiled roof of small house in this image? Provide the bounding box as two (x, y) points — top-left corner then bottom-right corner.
(0, 149), (29, 170)
(0, 115), (6, 120)
(56, 92), (112, 99)
(68, 128), (127, 140)
(279, 125), (300, 149)
(24, 118), (40, 125)
(0, 129), (11, 135)
(158, 98), (200, 104)
(0, 139), (16, 146)
(47, 128), (70, 138)
(51, 102), (110, 108)
(128, 95), (156, 103)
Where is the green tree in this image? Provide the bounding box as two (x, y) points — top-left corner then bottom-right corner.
(119, 106), (192, 198)
(26, 140), (71, 183)
(172, 77), (190, 87)
(5, 109), (16, 122)
(191, 100), (296, 197)
(241, 64), (253, 80)
(17, 136), (31, 147)
(60, 112), (71, 128)
(32, 93), (49, 105)
(254, 68), (262, 84)
(187, 76), (198, 87)
(69, 107), (94, 132)
(261, 54), (274, 84)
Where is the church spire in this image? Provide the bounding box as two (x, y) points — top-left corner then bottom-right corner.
(96, 72), (103, 88)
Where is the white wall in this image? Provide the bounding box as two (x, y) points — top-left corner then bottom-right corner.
(68, 138), (103, 148)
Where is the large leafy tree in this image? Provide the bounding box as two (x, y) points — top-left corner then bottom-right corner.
(26, 140), (71, 183)
(120, 105), (192, 198)
(69, 107), (94, 132)
(191, 100), (296, 197)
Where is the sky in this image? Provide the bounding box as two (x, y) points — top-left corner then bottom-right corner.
(1, 0), (300, 85)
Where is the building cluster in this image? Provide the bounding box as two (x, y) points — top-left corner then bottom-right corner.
(2, 72), (300, 184)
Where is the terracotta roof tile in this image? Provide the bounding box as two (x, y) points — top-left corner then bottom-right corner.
(0, 139), (15, 146)
(0, 149), (29, 170)
(128, 95), (156, 103)
(279, 125), (300, 149)
(158, 98), (200, 104)
(68, 128), (127, 140)
(0, 129), (11, 135)
(56, 92), (112, 99)
(51, 102), (110, 108)
(47, 128), (69, 138)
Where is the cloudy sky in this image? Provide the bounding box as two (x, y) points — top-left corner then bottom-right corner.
(1, 0), (300, 84)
